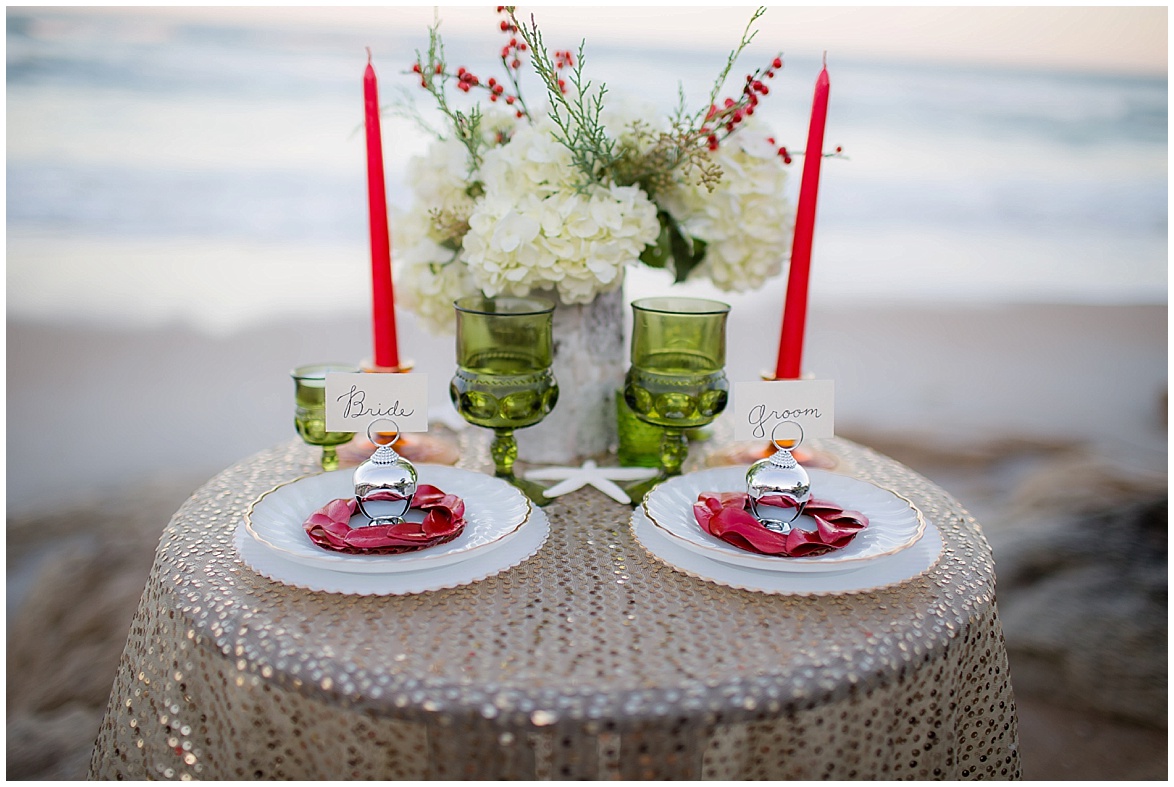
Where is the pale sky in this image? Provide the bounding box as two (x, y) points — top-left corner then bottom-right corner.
(63, 4), (1168, 76)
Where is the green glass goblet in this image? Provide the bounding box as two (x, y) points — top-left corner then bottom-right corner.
(450, 295), (559, 505)
(292, 363), (359, 471)
(622, 297), (731, 503)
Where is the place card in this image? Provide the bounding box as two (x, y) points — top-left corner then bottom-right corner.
(733, 380), (835, 442)
(325, 373), (429, 433)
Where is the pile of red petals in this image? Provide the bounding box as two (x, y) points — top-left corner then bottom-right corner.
(304, 485), (466, 555)
(693, 492), (868, 558)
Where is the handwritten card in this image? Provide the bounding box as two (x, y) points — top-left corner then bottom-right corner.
(733, 379), (835, 442)
(324, 373), (429, 433)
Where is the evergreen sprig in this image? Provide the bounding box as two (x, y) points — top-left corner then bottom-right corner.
(411, 17), (487, 178)
(510, 10), (617, 191)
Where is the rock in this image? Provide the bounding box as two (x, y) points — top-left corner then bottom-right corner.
(6, 705), (103, 780)
(7, 538), (158, 714)
(991, 495), (1167, 727)
(6, 483), (187, 779)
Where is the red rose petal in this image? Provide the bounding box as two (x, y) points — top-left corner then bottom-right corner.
(692, 491), (868, 557)
(303, 486), (467, 555)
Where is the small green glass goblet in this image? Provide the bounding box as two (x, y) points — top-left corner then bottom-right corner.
(450, 295), (559, 505)
(292, 363), (359, 471)
(622, 297), (731, 503)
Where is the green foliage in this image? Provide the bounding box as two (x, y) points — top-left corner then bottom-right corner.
(639, 211), (708, 283)
(511, 12), (617, 192)
(411, 19), (488, 178)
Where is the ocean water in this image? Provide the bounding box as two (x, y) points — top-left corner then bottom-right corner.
(6, 9), (1168, 334)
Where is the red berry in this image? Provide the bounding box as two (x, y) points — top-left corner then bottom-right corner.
(724, 98), (735, 108)
(836, 146), (843, 153)
(411, 63), (421, 74)
(519, 43), (527, 52)
(490, 94), (498, 102)
(746, 106), (754, 116)
(767, 137), (775, 145)
(732, 110), (743, 122)
(784, 156), (792, 164)
(435, 64), (443, 74)
(511, 59), (521, 69)
(516, 110), (524, 118)
(505, 95), (515, 104)
(500, 21), (510, 31)
(759, 84), (769, 95)
(772, 56), (783, 69)
(725, 121), (735, 132)
(765, 70), (775, 78)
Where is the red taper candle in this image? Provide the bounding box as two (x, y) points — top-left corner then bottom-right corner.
(774, 56), (829, 380)
(364, 48), (400, 368)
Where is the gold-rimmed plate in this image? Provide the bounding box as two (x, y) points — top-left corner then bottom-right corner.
(643, 467), (927, 573)
(244, 466), (532, 574)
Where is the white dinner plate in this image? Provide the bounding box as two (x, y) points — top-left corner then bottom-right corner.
(245, 466), (531, 574)
(643, 467), (926, 573)
(235, 506), (549, 596)
(632, 507), (943, 596)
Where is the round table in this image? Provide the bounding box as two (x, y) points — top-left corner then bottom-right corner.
(89, 435), (1020, 780)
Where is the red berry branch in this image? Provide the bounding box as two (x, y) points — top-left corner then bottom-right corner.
(698, 54), (784, 154)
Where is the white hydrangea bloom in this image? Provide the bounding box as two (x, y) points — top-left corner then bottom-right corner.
(392, 134), (483, 333)
(463, 121), (660, 304)
(661, 123), (794, 292)
(407, 135), (473, 207)
(392, 207), (479, 335)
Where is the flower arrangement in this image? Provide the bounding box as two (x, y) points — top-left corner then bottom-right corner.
(394, 6), (796, 332)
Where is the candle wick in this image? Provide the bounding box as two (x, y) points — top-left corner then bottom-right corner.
(822, 51), (827, 68)
(366, 46), (373, 65)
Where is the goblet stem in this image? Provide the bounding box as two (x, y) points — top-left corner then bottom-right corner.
(490, 428), (519, 477)
(320, 446), (340, 472)
(623, 428), (689, 505)
(659, 428), (689, 477)
(491, 429), (551, 506)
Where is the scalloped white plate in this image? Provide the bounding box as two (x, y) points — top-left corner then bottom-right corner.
(643, 467), (926, 573)
(245, 466), (531, 574)
(234, 506), (548, 595)
(632, 507), (942, 596)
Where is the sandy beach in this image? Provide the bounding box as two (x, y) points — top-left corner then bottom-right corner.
(6, 5), (1168, 778)
(8, 300), (1166, 515)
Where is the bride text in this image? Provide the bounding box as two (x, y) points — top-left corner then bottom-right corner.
(336, 385), (416, 420)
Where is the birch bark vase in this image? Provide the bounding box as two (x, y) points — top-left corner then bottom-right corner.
(515, 287), (625, 464)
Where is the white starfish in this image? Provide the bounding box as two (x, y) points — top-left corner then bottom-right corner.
(524, 460), (659, 505)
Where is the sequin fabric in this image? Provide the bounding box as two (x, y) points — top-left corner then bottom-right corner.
(89, 433), (1020, 779)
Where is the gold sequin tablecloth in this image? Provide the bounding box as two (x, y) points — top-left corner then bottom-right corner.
(89, 437), (1019, 780)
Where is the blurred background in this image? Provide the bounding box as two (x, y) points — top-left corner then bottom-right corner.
(7, 6), (1167, 779)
